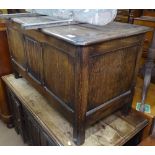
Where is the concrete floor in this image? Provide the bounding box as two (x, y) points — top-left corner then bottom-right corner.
(0, 120), (26, 146)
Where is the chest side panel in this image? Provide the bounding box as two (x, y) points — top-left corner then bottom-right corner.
(88, 36), (143, 110)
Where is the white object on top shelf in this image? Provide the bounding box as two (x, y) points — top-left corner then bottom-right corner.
(27, 9), (117, 26)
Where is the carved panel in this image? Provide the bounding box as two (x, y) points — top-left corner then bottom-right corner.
(88, 45), (139, 110)
(25, 36), (43, 84)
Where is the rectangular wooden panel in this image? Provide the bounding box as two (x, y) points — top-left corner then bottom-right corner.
(7, 28), (26, 69)
(88, 45), (139, 109)
(25, 36), (43, 84)
(43, 43), (75, 108)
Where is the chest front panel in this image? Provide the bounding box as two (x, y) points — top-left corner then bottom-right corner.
(25, 36), (43, 84)
(42, 44), (75, 109)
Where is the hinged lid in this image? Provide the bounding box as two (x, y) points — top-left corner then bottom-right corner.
(1, 13), (152, 46)
(41, 22), (152, 45)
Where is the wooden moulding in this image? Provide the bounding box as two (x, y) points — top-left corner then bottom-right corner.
(2, 74), (148, 146)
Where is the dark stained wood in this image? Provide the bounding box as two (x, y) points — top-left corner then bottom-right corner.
(25, 36), (43, 83)
(4, 16), (151, 144)
(43, 43), (75, 109)
(0, 21), (12, 124)
(73, 47), (89, 145)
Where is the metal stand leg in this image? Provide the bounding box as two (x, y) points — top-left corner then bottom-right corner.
(140, 32), (155, 112)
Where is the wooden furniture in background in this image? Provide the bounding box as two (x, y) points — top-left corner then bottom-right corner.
(132, 77), (155, 140)
(0, 20), (12, 125)
(139, 136), (155, 146)
(138, 124), (155, 146)
(143, 10), (155, 17)
(134, 17), (155, 125)
(115, 9), (143, 23)
(2, 74), (148, 146)
(2, 14), (151, 145)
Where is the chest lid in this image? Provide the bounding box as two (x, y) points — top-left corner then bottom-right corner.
(2, 13), (152, 46)
(41, 22), (152, 45)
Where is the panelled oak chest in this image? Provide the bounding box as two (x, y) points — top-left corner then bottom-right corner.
(3, 14), (151, 145)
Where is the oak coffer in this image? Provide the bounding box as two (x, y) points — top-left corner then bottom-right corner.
(3, 14), (151, 145)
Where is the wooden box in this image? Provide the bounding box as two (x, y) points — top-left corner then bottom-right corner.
(0, 20), (12, 124)
(2, 74), (148, 146)
(4, 15), (150, 145)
